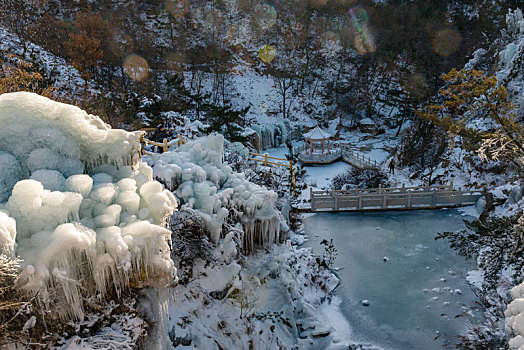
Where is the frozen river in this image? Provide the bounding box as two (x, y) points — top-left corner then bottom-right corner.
(303, 209), (480, 349)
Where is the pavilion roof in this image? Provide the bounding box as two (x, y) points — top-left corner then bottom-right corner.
(303, 126), (332, 140)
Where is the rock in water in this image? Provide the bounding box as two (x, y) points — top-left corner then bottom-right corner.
(475, 196), (486, 215)
(508, 185), (524, 204)
(361, 299), (370, 306)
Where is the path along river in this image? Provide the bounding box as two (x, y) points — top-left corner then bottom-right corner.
(303, 209), (481, 349)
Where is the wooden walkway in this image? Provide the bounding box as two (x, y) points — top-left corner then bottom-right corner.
(306, 184), (485, 212)
(297, 144), (377, 168)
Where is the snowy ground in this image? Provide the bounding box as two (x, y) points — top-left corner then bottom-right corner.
(168, 244), (358, 349)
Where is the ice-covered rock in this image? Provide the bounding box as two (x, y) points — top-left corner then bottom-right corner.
(508, 185), (524, 205)
(4, 168), (178, 320)
(505, 282), (524, 349)
(150, 134), (284, 253)
(0, 211), (16, 257)
(0, 93), (178, 322)
(0, 92), (144, 201)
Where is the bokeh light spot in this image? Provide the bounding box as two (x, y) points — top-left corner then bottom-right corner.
(259, 45), (276, 64)
(124, 54), (150, 82)
(165, 0), (190, 18)
(354, 29), (375, 55)
(253, 3), (277, 31)
(432, 29), (461, 57)
(285, 22), (306, 48)
(347, 5), (375, 55)
(348, 5), (369, 33)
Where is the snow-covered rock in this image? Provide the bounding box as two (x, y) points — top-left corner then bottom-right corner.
(358, 118), (379, 134)
(0, 92), (144, 202)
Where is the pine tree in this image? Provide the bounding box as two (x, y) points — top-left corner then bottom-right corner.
(417, 68), (523, 170)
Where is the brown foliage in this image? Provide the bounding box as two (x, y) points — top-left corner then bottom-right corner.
(0, 55), (55, 97)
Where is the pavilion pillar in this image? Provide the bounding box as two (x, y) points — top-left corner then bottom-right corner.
(321, 140), (325, 154)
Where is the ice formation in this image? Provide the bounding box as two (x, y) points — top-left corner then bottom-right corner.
(149, 134), (284, 253)
(0, 92), (143, 202)
(0, 211), (16, 257)
(497, 9), (524, 112)
(0, 92), (177, 321)
(506, 282), (524, 349)
(250, 121), (290, 150)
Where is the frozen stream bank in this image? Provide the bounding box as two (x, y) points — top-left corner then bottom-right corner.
(303, 209), (480, 349)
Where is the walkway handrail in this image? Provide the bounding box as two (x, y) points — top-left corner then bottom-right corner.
(340, 144), (377, 168)
(141, 136), (186, 153)
(311, 183), (455, 196)
(297, 142), (378, 168)
(248, 152), (296, 197)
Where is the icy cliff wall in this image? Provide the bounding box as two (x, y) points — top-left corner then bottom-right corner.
(149, 134), (284, 253)
(0, 92), (177, 321)
(497, 9), (524, 115)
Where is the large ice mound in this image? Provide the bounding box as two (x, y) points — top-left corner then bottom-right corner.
(0, 92), (177, 321)
(506, 282), (524, 349)
(0, 92), (143, 202)
(149, 134), (284, 253)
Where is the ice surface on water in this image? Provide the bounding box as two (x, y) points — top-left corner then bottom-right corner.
(0, 93), (177, 321)
(304, 210), (480, 350)
(150, 134), (283, 253)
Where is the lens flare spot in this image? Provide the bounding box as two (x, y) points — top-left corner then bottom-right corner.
(165, 0), (190, 18)
(253, 3), (277, 30)
(124, 54), (150, 82)
(354, 29), (375, 55)
(348, 5), (369, 33)
(310, 0), (329, 7)
(432, 29), (461, 57)
(285, 22), (306, 48)
(259, 45), (276, 64)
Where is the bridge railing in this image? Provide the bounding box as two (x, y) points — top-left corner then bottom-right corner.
(310, 184), (485, 212)
(311, 183), (453, 197)
(296, 144), (343, 164)
(339, 144), (377, 168)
